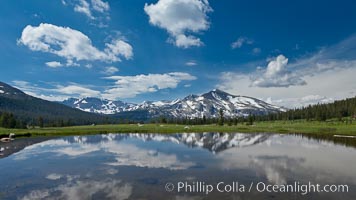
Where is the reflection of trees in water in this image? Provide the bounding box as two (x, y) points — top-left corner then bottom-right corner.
(2, 132), (356, 160)
(47, 132), (356, 153)
(0, 137), (49, 159)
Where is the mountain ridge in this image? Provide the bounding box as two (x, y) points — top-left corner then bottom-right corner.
(61, 89), (285, 118)
(0, 81), (113, 126)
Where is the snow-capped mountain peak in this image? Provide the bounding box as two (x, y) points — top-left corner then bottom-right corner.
(61, 89), (285, 118)
(61, 97), (137, 115)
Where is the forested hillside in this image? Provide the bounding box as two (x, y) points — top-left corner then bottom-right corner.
(0, 82), (114, 128)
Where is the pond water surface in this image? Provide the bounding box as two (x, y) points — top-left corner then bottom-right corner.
(0, 133), (355, 200)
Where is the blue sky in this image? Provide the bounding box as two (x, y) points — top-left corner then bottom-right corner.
(0, 0), (356, 107)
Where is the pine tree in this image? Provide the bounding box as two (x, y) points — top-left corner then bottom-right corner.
(38, 116), (44, 128)
(218, 108), (224, 126)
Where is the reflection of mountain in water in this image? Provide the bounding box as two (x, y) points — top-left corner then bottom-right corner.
(64, 133), (270, 153)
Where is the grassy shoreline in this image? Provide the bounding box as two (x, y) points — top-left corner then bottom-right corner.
(1, 120), (356, 137)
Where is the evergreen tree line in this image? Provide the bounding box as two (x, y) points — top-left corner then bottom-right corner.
(2, 96), (354, 129)
(256, 96), (356, 122)
(0, 112), (27, 129)
(0, 111), (113, 129)
(151, 97), (356, 125)
(0, 94), (117, 129)
(151, 108), (256, 126)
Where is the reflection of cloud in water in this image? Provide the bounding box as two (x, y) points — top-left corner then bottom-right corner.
(251, 155), (305, 185)
(56, 144), (101, 156)
(104, 142), (195, 170)
(46, 173), (62, 180)
(12, 133), (270, 162)
(21, 178), (132, 200)
(106, 168), (119, 175)
(13, 136), (195, 170)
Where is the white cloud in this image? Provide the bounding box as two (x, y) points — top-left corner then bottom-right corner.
(18, 23), (133, 64)
(12, 81), (101, 101)
(21, 178), (132, 200)
(45, 61), (63, 68)
(12, 80), (69, 101)
(218, 66), (356, 108)
(218, 62), (356, 108)
(74, 0), (94, 19)
(105, 143), (195, 170)
(103, 72), (197, 99)
(231, 37), (254, 49)
(173, 34), (203, 48)
(56, 85), (101, 97)
(34, 94), (71, 102)
(265, 95), (334, 109)
(105, 39), (133, 60)
(251, 55), (306, 87)
(70, 0), (110, 20)
(12, 72), (196, 100)
(16, 136), (194, 170)
(144, 0), (212, 48)
(217, 35), (356, 108)
(91, 0), (109, 13)
(185, 61), (197, 66)
(102, 66), (119, 75)
(66, 60), (80, 67)
(46, 173), (62, 180)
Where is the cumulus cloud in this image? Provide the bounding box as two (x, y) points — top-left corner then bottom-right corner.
(55, 85), (101, 97)
(91, 0), (109, 13)
(74, 0), (94, 19)
(12, 72), (196, 100)
(218, 66), (356, 108)
(231, 37), (254, 49)
(69, 0), (109, 20)
(265, 95), (334, 109)
(144, 0), (212, 48)
(217, 35), (356, 108)
(102, 66), (119, 75)
(103, 72), (197, 99)
(12, 80), (101, 101)
(18, 23), (133, 65)
(251, 55), (306, 87)
(185, 61), (197, 66)
(45, 61), (63, 68)
(251, 156), (305, 185)
(105, 143), (195, 170)
(16, 136), (195, 170)
(46, 173), (62, 180)
(105, 39), (133, 60)
(21, 178), (132, 200)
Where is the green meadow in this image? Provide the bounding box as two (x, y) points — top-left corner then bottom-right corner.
(1, 120), (355, 138)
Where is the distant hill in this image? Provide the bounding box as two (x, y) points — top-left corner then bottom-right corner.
(0, 81), (112, 127)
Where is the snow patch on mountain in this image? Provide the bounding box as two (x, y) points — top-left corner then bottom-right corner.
(62, 97), (137, 115)
(61, 89), (285, 117)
